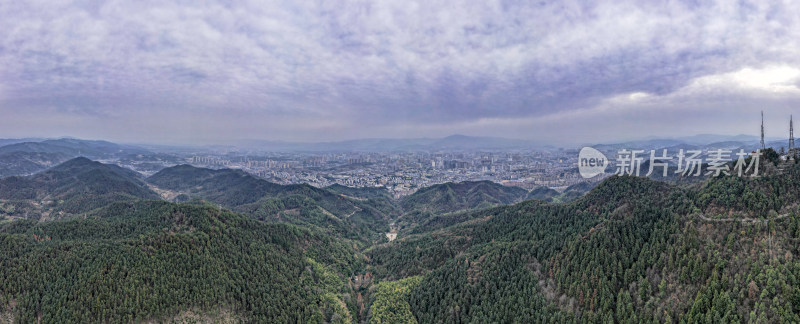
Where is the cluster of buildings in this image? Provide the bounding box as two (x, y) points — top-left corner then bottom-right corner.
(184, 150), (587, 197)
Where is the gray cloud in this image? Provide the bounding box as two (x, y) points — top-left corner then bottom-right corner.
(1, 0), (800, 144)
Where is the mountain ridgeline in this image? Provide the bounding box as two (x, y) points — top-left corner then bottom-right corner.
(0, 157), (159, 217)
(367, 169), (800, 322)
(0, 200), (363, 323)
(0, 138), (153, 178)
(0, 138), (149, 157)
(145, 164), (535, 242)
(146, 164), (397, 242)
(3, 155), (799, 322)
(0, 158), (556, 323)
(0, 151), (71, 178)
(400, 180), (528, 213)
(525, 181), (597, 203)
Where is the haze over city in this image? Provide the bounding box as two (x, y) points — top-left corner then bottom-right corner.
(2, 1), (800, 145)
(6, 1), (800, 323)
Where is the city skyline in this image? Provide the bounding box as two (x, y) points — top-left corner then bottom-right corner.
(2, 1), (800, 144)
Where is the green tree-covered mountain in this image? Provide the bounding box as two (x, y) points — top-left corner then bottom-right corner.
(325, 183), (394, 200)
(147, 164), (395, 242)
(395, 180), (529, 231)
(3, 156), (800, 323)
(0, 157), (159, 217)
(367, 170), (800, 322)
(527, 186), (561, 201)
(401, 181), (528, 214)
(0, 200), (362, 323)
(0, 138), (149, 158)
(0, 151), (71, 177)
(526, 182), (598, 203)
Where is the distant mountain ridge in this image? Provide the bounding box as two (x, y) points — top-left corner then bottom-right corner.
(526, 182), (598, 203)
(147, 164), (300, 206)
(147, 164), (396, 241)
(146, 165), (549, 240)
(0, 138), (150, 157)
(0, 199), (361, 322)
(0, 151), (71, 177)
(4, 151), (800, 322)
(0, 134), (780, 153)
(0, 138), (153, 178)
(588, 133), (800, 151)
(231, 134), (542, 152)
(0, 157), (159, 215)
(400, 180), (528, 216)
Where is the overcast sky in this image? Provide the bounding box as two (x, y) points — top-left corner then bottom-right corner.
(2, 0), (800, 145)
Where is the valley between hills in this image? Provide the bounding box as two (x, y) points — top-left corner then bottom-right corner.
(1, 154), (799, 323)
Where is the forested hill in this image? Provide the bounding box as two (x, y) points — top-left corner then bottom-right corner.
(0, 151), (71, 177)
(325, 183), (393, 200)
(0, 157), (159, 216)
(393, 180), (530, 231)
(527, 185), (560, 201)
(0, 138), (155, 178)
(0, 138), (149, 157)
(400, 180), (528, 214)
(0, 200), (362, 323)
(147, 164), (287, 206)
(147, 165), (567, 242)
(149, 165), (536, 225)
(525, 181), (599, 203)
(367, 170), (800, 322)
(8, 156), (800, 322)
(147, 164), (397, 242)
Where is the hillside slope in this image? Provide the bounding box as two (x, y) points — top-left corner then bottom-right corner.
(0, 138), (149, 157)
(0, 200), (362, 323)
(5, 157), (800, 322)
(368, 171), (800, 322)
(148, 165), (394, 241)
(401, 181), (528, 214)
(0, 151), (71, 177)
(0, 157), (159, 217)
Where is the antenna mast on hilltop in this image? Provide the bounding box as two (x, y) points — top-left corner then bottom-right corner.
(761, 111), (766, 150)
(790, 115), (795, 153)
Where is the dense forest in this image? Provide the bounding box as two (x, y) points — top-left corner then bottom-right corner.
(2, 156), (800, 322)
(0, 201), (363, 323)
(147, 164), (396, 243)
(367, 163), (800, 323)
(0, 157), (160, 217)
(0, 151), (70, 178)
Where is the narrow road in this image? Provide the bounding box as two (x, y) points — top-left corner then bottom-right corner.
(696, 211), (792, 224)
(345, 206), (362, 218)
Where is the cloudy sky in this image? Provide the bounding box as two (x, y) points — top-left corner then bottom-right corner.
(1, 0), (800, 145)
